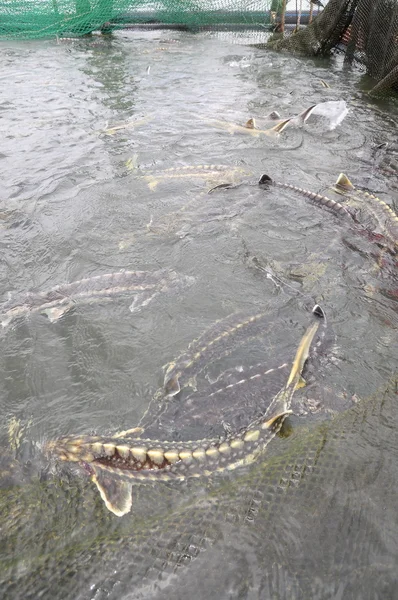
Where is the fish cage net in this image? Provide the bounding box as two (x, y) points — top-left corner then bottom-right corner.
(0, 0), (397, 95)
(0, 0), (275, 39)
(267, 0), (398, 95)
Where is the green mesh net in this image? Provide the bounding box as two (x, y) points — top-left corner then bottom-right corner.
(0, 0), (274, 40)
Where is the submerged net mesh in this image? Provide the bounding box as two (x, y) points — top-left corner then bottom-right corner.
(267, 0), (398, 95)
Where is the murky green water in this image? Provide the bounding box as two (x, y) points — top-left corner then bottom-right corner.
(0, 30), (397, 599)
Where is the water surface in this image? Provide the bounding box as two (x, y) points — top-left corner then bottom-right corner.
(0, 29), (397, 600)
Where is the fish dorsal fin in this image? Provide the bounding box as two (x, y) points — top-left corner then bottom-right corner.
(258, 174), (273, 185)
(270, 118), (291, 134)
(91, 465), (133, 517)
(335, 173), (354, 190)
(266, 111), (281, 120)
(244, 118), (256, 129)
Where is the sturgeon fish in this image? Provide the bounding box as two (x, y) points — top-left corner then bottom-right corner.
(1, 269), (193, 328)
(47, 311), (323, 517)
(203, 105), (317, 138)
(334, 173), (398, 251)
(138, 164), (252, 191)
(141, 361), (291, 440)
(2, 377), (396, 599)
(259, 174), (355, 218)
(204, 117), (291, 137)
(101, 116), (152, 136)
(160, 308), (283, 399)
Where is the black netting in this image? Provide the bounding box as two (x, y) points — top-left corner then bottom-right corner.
(267, 0), (398, 95)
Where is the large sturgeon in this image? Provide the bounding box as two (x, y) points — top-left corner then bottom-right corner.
(47, 309), (323, 517)
(137, 164), (252, 191)
(1, 375), (397, 600)
(1, 269), (193, 328)
(258, 174), (356, 218)
(160, 309), (280, 399)
(334, 172), (398, 251)
(203, 105), (317, 137)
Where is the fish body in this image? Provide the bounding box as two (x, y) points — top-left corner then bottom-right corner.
(259, 174), (355, 218)
(48, 314), (322, 516)
(119, 184), (240, 250)
(334, 173), (398, 249)
(204, 105), (316, 138)
(48, 408), (288, 517)
(3, 377), (396, 598)
(160, 309), (281, 399)
(203, 118), (287, 137)
(142, 361), (291, 440)
(138, 164), (251, 191)
(102, 116), (151, 135)
(1, 269), (192, 328)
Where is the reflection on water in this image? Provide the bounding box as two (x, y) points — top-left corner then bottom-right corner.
(0, 29), (397, 600)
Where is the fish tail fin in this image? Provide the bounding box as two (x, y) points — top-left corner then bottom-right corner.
(297, 104), (317, 124)
(148, 179), (158, 191)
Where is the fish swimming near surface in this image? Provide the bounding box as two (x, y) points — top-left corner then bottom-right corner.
(158, 303), (325, 399)
(160, 309), (282, 399)
(1, 269), (193, 329)
(140, 361), (292, 440)
(203, 116), (290, 137)
(203, 105), (316, 138)
(211, 100), (348, 136)
(118, 186), (237, 249)
(258, 174), (356, 219)
(137, 164), (252, 191)
(101, 116), (152, 136)
(47, 308), (323, 517)
(333, 173), (398, 251)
